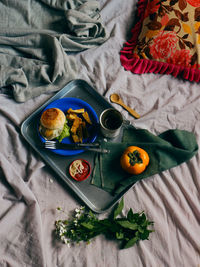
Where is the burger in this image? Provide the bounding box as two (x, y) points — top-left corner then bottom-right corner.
(39, 108), (70, 141)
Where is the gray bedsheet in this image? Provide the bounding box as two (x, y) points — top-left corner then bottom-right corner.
(0, 0), (200, 266)
(0, 0), (108, 102)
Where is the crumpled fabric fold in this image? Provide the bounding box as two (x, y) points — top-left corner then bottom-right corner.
(0, 0), (109, 102)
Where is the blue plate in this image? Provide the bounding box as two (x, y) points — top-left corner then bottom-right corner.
(38, 97), (99, 156)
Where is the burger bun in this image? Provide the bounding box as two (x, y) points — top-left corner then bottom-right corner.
(39, 108), (66, 140)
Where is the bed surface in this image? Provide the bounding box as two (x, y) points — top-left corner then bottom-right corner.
(0, 0), (200, 266)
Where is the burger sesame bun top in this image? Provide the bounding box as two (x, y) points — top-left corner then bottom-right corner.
(40, 108), (66, 130)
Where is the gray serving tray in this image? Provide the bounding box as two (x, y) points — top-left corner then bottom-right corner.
(21, 79), (132, 213)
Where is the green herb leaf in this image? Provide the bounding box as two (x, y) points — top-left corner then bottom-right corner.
(88, 210), (97, 220)
(138, 213), (146, 224)
(140, 229), (154, 240)
(127, 208), (134, 222)
(99, 219), (113, 228)
(81, 222), (95, 230)
(116, 232), (124, 239)
(138, 226), (144, 233)
(113, 198), (124, 219)
(116, 219), (138, 230)
(123, 236), (139, 249)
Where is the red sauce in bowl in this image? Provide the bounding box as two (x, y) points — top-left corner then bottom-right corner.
(69, 159), (91, 181)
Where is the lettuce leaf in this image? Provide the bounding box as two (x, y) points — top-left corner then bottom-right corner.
(57, 121), (70, 142)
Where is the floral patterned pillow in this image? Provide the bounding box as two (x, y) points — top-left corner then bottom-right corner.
(120, 0), (200, 81)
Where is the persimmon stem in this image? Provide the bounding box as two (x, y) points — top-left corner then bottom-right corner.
(128, 150), (143, 166)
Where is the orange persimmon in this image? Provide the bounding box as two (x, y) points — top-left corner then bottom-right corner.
(120, 146), (149, 175)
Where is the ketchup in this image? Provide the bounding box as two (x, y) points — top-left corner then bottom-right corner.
(69, 159), (91, 181)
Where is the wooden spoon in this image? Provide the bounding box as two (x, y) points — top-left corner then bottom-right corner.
(110, 93), (140, 119)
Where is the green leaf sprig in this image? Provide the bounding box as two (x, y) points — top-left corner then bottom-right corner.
(55, 198), (154, 249)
